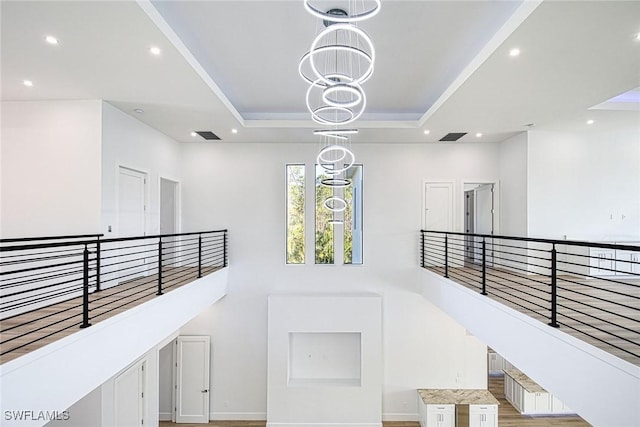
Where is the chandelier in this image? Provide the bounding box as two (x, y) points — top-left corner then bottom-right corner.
(300, 0), (379, 224)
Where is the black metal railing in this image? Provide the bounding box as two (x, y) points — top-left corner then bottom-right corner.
(420, 230), (640, 363)
(0, 229), (227, 360)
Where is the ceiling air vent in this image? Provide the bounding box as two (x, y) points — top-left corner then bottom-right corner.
(439, 132), (467, 142)
(195, 131), (221, 141)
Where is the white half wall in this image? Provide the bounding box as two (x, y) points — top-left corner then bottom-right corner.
(0, 100), (102, 238)
(421, 268), (640, 427)
(0, 269), (228, 427)
(179, 141), (498, 420)
(101, 102), (182, 238)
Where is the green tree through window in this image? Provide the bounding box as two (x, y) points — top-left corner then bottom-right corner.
(286, 165), (305, 264)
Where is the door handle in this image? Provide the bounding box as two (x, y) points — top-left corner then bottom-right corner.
(201, 389), (208, 393)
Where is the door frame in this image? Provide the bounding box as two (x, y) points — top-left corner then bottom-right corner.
(116, 164), (149, 238)
(422, 179), (456, 231)
(159, 175), (180, 235)
(113, 357), (147, 427)
(173, 335), (211, 424)
(460, 180), (500, 236)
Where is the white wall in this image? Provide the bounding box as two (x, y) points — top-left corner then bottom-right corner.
(44, 387), (101, 427)
(101, 102), (182, 238)
(528, 127), (640, 241)
(178, 141), (500, 420)
(0, 100), (102, 238)
(499, 132), (528, 237)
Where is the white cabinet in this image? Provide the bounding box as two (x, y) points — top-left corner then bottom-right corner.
(488, 351), (513, 376)
(616, 250), (640, 275)
(504, 370), (574, 416)
(469, 404), (498, 427)
(589, 248), (615, 276)
(419, 403), (455, 427)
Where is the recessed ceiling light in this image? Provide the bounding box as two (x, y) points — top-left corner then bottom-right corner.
(23, 80), (33, 87)
(476, 132), (483, 138)
(509, 48), (520, 57)
(586, 119), (594, 125)
(134, 108), (144, 114)
(190, 131), (197, 137)
(635, 32), (640, 41)
(149, 46), (161, 56)
(45, 35), (58, 45)
(423, 130), (430, 135)
(231, 128), (238, 134)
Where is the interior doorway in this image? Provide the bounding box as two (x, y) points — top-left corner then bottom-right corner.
(464, 183), (495, 265)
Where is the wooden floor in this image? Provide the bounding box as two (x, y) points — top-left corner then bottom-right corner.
(428, 265), (640, 366)
(158, 377), (590, 426)
(0, 266), (220, 364)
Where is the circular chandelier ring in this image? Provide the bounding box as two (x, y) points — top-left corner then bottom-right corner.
(311, 106), (355, 126)
(321, 178), (352, 188)
(309, 24), (375, 86)
(322, 84), (364, 109)
(317, 145), (355, 174)
(299, 47), (372, 86)
(323, 196), (348, 213)
(304, 0), (381, 23)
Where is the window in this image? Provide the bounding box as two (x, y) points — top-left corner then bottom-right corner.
(315, 164), (334, 264)
(343, 165), (363, 264)
(286, 164), (305, 264)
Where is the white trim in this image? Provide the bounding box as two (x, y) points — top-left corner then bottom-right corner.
(210, 412), (266, 421)
(382, 412), (419, 422)
(159, 412), (172, 421)
(136, 0), (245, 126)
(460, 180), (500, 236)
(159, 175), (181, 235)
(418, 0), (543, 126)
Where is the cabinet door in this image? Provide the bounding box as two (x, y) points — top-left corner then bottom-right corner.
(589, 249), (615, 276)
(469, 410), (498, 427)
(426, 405), (455, 427)
(616, 250), (640, 275)
(533, 392), (551, 413)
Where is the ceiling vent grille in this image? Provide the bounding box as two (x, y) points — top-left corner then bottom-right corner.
(439, 132), (467, 142)
(195, 131), (221, 141)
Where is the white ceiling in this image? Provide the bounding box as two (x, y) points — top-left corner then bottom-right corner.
(1, 0), (639, 144)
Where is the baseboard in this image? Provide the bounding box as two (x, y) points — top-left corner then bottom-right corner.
(210, 412), (267, 420)
(159, 412), (172, 421)
(382, 412), (419, 422)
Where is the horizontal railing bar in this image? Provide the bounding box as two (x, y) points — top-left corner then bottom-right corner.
(557, 277), (640, 300)
(0, 233), (104, 244)
(556, 297), (640, 325)
(558, 313), (640, 349)
(0, 308), (84, 346)
(0, 321), (84, 357)
(421, 230), (640, 252)
(557, 321), (640, 359)
(99, 229), (227, 244)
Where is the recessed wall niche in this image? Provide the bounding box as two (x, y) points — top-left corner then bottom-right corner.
(288, 332), (362, 387)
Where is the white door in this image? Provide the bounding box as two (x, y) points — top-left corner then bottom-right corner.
(424, 182), (454, 267)
(176, 336), (210, 424)
(115, 360), (145, 427)
(160, 178), (178, 267)
(118, 167), (147, 282)
(424, 182), (454, 231)
(474, 184), (494, 265)
(118, 167), (146, 237)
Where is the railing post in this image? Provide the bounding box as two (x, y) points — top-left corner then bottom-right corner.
(95, 239), (101, 292)
(444, 234), (449, 278)
(80, 245), (91, 328)
(223, 231), (228, 267)
(549, 244), (559, 328)
(481, 238), (487, 295)
(198, 234), (202, 278)
(157, 238), (163, 295)
(421, 232), (425, 268)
